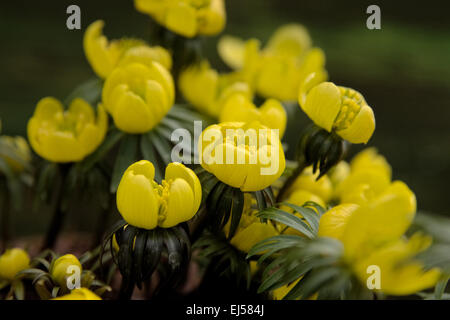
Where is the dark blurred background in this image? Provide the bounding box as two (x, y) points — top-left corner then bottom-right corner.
(1, 0), (449, 236)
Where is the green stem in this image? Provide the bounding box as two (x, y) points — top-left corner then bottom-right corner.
(42, 164), (70, 250)
(276, 159), (307, 203)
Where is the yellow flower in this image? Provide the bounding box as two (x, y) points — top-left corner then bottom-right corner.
(83, 20), (171, 79)
(102, 62), (174, 133)
(0, 248), (30, 281)
(226, 194), (278, 253)
(320, 180), (440, 295)
(299, 82), (375, 144)
(178, 60), (251, 118)
(52, 288), (101, 300)
(0, 135), (31, 173)
(50, 254), (82, 288)
(317, 203), (359, 242)
(285, 166), (333, 202)
(218, 24), (328, 101)
(342, 181), (417, 262)
(117, 161), (202, 229)
(352, 233), (441, 295)
(27, 97), (108, 163)
(328, 160), (350, 188)
(198, 121), (286, 192)
(219, 93), (287, 137)
(335, 148), (392, 205)
(134, 0), (226, 38)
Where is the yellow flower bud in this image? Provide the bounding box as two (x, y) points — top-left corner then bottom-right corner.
(117, 161), (202, 229)
(179, 60), (252, 118)
(299, 82), (375, 144)
(83, 20), (171, 79)
(286, 166), (333, 202)
(134, 0), (226, 38)
(198, 121), (286, 192)
(0, 248), (30, 281)
(102, 62), (174, 133)
(0, 135), (31, 173)
(27, 97), (108, 163)
(225, 195), (278, 253)
(219, 93), (287, 137)
(50, 254), (82, 288)
(52, 288), (101, 300)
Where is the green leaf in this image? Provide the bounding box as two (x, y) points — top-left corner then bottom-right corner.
(110, 134), (139, 193)
(257, 207), (315, 239)
(81, 128), (125, 173)
(434, 276), (449, 300)
(64, 78), (103, 106)
(12, 280), (25, 300)
(280, 202), (321, 234)
(148, 130), (172, 165)
(227, 188), (244, 239)
(140, 133), (163, 182)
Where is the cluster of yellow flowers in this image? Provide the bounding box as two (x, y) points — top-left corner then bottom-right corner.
(1, 0), (444, 301)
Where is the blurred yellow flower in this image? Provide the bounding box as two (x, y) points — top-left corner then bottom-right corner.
(117, 161), (202, 229)
(219, 93), (287, 137)
(319, 180), (440, 295)
(226, 195), (278, 253)
(198, 121), (286, 192)
(84, 20), (172, 79)
(27, 97), (108, 163)
(50, 254), (82, 288)
(0, 248), (30, 281)
(52, 288), (101, 300)
(286, 166), (333, 203)
(178, 60), (251, 118)
(352, 233), (440, 295)
(218, 24), (328, 101)
(134, 0), (226, 38)
(102, 62), (174, 133)
(299, 82), (375, 144)
(0, 135), (31, 173)
(335, 148), (391, 205)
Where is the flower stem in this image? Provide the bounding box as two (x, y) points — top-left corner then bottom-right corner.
(42, 164), (70, 250)
(276, 159), (307, 203)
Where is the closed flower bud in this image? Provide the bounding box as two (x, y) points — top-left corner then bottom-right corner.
(0, 248), (30, 281)
(134, 0), (226, 38)
(50, 254), (82, 288)
(198, 121), (286, 192)
(84, 20), (172, 79)
(0, 135), (31, 173)
(52, 288), (101, 300)
(117, 161), (202, 229)
(219, 93), (287, 137)
(102, 62), (174, 133)
(299, 82), (375, 144)
(27, 97), (108, 163)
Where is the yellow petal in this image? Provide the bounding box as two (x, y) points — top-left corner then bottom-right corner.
(165, 162), (202, 215)
(53, 288), (102, 300)
(0, 248), (30, 281)
(197, 0), (226, 36)
(265, 24), (311, 58)
(50, 254), (82, 288)
(112, 91), (153, 133)
(230, 222), (278, 253)
(116, 160), (160, 229)
(302, 82), (341, 132)
(259, 99), (287, 137)
(33, 97), (64, 122)
(161, 178), (195, 228)
(337, 104), (375, 144)
(318, 204), (359, 242)
(165, 2), (197, 38)
(351, 147), (391, 179)
(218, 35), (245, 69)
(287, 166), (333, 202)
(353, 233), (441, 295)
